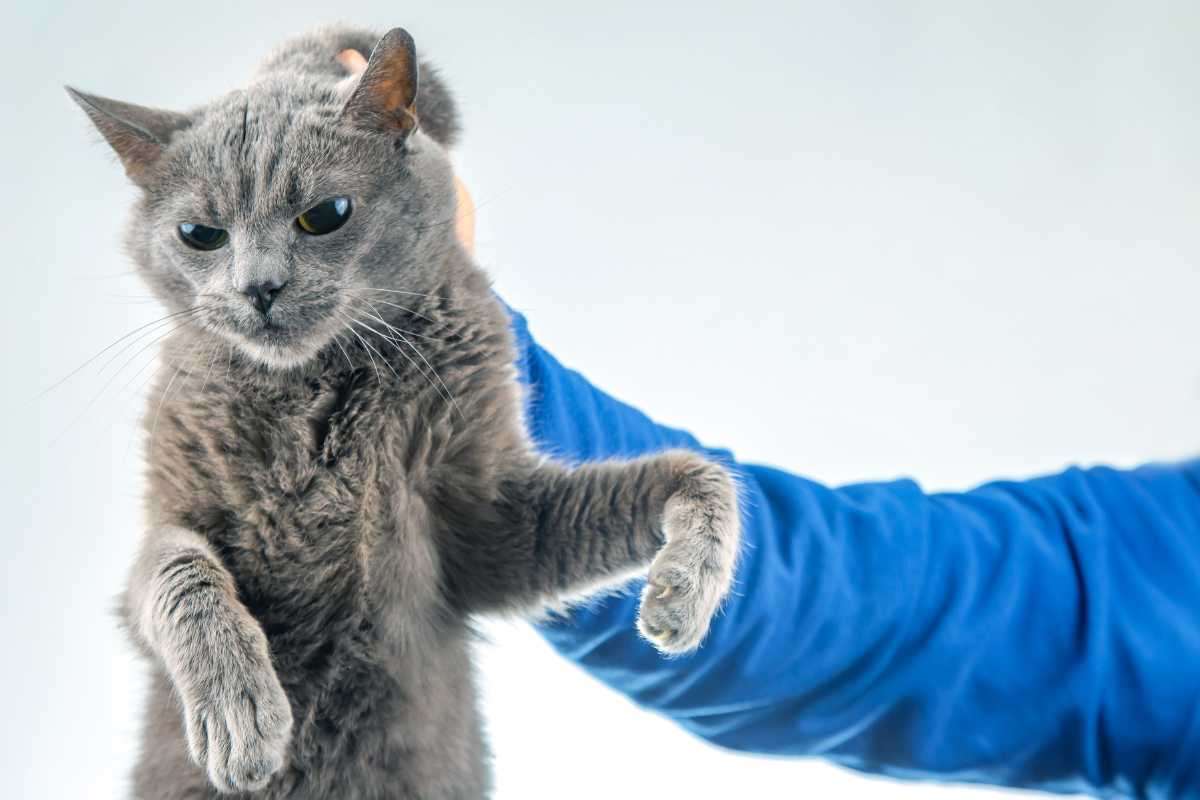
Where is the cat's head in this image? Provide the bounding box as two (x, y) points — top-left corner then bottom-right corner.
(69, 27), (460, 369)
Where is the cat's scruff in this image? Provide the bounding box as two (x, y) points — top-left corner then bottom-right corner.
(70, 25), (740, 799)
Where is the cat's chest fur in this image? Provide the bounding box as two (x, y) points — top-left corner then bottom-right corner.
(148, 363), (446, 688)
(143, 352), (493, 798)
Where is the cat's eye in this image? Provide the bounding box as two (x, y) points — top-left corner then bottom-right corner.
(178, 223), (229, 251)
(296, 196), (352, 236)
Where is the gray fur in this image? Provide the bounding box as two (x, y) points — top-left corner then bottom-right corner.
(69, 24), (740, 799)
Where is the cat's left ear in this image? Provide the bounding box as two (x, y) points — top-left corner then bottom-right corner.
(66, 87), (191, 186)
(341, 28), (419, 144)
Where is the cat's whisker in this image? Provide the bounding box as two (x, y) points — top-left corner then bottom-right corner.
(358, 337), (407, 386)
(397, 334), (462, 418)
(336, 312), (383, 387)
(412, 216), (460, 233)
(80, 270), (139, 281)
(196, 339), (225, 396)
(48, 309), (211, 448)
(354, 301), (462, 418)
(344, 300), (442, 343)
(410, 184), (515, 235)
(351, 300), (456, 397)
(346, 318), (431, 400)
(346, 292), (433, 322)
(348, 306), (422, 354)
(149, 335), (211, 442)
(148, 364), (188, 442)
(39, 306), (204, 397)
(339, 313), (408, 388)
(347, 303), (411, 344)
(96, 307), (212, 388)
(353, 287), (440, 300)
(331, 333), (355, 372)
(122, 340), (174, 402)
(344, 312), (459, 415)
(105, 297), (165, 306)
(346, 300), (444, 341)
(122, 347), (185, 462)
(116, 311), (212, 401)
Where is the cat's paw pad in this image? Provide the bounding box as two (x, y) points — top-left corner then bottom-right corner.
(184, 668), (293, 794)
(637, 455), (740, 655)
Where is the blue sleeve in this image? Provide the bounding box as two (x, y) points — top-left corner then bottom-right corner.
(507, 307), (1200, 799)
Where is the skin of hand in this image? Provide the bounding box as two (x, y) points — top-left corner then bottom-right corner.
(337, 47), (477, 256)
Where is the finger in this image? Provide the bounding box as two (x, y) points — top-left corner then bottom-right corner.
(454, 175), (476, 255)
(335, 48), (368, 75)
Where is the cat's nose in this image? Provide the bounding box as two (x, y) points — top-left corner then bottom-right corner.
(243, 279), (285, 315)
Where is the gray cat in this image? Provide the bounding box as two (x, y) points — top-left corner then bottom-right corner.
(69, 25), (740, 799)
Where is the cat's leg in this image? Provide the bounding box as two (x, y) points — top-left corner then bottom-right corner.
(445, 450), (740, 653)
(125, 526), (293, 794)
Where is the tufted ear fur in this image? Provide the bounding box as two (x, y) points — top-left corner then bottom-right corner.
(341, 27), (420, 143)
(66, 87), (190, 185)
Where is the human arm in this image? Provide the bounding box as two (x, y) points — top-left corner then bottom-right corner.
(507, 305), (1200, 799)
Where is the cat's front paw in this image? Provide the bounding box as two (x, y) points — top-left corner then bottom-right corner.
(182, 662), (293, 794)
(637, 453), (740, 654)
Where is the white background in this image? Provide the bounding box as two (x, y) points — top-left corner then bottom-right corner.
(4, 1), (1199, 797)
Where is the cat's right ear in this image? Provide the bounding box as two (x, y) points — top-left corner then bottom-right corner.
(341, 28), (419, 145)
(66, 87), (191, 186)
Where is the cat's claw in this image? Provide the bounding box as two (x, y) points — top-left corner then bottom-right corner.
(182, 665), (293, 794)
(638, 559), (720, 653)
(637, 457), (740, 655)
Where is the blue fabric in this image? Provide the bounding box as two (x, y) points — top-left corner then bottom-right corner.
(507, 307), (1200, 799)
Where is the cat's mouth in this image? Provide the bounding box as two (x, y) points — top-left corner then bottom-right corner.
(237, 321), (305, 353)
(234, 324), (321, 368)
(221, 300), (343, 369)
(256, 319), (287, 333)
(232, 311), (300, 340)
(226, 298), (325, 341)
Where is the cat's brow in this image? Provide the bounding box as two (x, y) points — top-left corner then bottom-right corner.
(159, 190), (223, 226)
